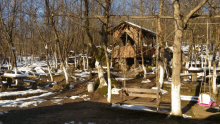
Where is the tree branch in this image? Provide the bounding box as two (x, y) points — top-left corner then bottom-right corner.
(183, 0), (208, 26)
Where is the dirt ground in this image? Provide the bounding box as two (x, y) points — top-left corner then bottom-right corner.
(0, 73), (220, 124)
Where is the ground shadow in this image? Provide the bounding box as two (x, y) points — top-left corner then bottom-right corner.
(181, 81), (201, 114)
(0, 100), (218, 124)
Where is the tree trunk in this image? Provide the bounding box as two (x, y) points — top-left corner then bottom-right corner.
(158, 0), (165, 83)
(75, 52), (77, 68)
(97, 65), (106, 88)
(171, 0), (183, 116)
(103, 0), (112, 103)
(45, 0), (69, 85)
(171, 0), (207, 116)
(46, 48), (53, 82)
(212, 61), (217, 94)
(159, 61), (164, 89)
(63, 66), (69, 84)
(55, 49), (58, 69)
(103, 45), (112, 103)
(87, 55), (89, 70)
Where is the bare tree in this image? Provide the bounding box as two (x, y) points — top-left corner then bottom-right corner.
(171, 0), (208, 116)
(45, 0), (69, 85)
(0, 0), (22, 74)
(101, 0), (112, 103)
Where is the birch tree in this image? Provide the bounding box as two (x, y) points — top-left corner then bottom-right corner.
(171, 0), (208, 116)
(102, 0), (112, 103)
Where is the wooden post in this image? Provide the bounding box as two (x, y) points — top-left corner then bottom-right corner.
(192, 73), (197, 82)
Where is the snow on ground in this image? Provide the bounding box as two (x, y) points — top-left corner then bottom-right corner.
(34, 67), (46, 73)
(164, 81), (172, 84)
(75, 73), (90, 77)
(18, 99), (46, 108)
(3, 73), (28, 78)
(147, 67), (157, 74)
(18, 66), (32, 73)
(141, 79), (151, 83)
(91, 71), (98, 73)
(79, 77), (85, 81)
(70, 84), (74, 89)
(183, 79), (191, 82)
(112, 103), (157, 112)
(52, 82), (57, 85)
(115, 78), (134, 81)
(180, 95), (198, 102)
(151, 87), (168, 95)
(111, 88), (121, 94)
(182, 114), (192, 118)
(0, 89), (47, 97)
(51, 96), (68, 105)
(0, 91), (54, 107)
(45, 84), (51, 89)
(70, 94), (90, 101)
(102, 66), (114, 69)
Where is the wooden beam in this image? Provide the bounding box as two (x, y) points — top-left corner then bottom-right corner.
(123, 88), (158, 93)
(95, 15), (173, 19)
(128, 93), (157, 98)
(95, 14), (220, 19)
(122, 101), (158, 106)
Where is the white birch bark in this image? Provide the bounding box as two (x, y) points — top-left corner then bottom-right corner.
(107, 77), (111, 103)
(142, 65), (147, 78)
(171, 0), (207, 116)
(83, 54), (85, 70)
(48, 66), (53, 81)
(55, 52), (58, 69)
(213, 61), (217, 94)
(97, 65), (106, 88)
(87, 56), (89, 70)
(159, 62), (164, 89)
(171, 83), (181, 115)
(63, 66), (69, 84)
(31, 54), (34, 65)
(75, 52), (77, 68)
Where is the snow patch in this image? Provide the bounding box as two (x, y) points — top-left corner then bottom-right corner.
(70, 94), (89, 101)
(52, 82), (57, 85)
(0, 89), (47, 97)
(180, 95), (198, 101)
(0, 92), (53, 107)
(182, 114), (192, 118)
(164, 81), (172, 84)
(70, 84), (74, 89)
(111, 88), (121, 94)
(112, 103), (156, 112)
(79, 77), (85, 81)
(142, 79), (151, 83)
(151, 87), (168, 94)
(115, 78), (134, 81)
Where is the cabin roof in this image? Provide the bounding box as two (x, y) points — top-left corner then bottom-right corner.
(109, 21), (156, 36)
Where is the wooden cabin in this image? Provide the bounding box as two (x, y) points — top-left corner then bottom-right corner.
(109, 21), (156, 68)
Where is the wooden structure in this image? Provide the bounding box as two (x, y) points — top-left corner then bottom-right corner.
(120, 81), (160, 110)
(1, 74), (39, 91)
(110, 21), (156, 66)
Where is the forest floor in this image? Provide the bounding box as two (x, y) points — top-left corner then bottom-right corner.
(0, 71), (220, 124)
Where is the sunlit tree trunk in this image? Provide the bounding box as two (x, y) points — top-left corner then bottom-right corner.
(171, 0), (207, 116)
